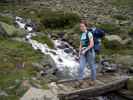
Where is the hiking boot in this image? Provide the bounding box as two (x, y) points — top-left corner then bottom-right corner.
(89, 80), (95, 86)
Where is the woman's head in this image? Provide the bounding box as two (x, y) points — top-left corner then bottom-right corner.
(80, 19), (88, 32)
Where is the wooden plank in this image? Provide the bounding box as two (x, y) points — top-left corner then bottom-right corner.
(57, 77), (90, 84)
(58, 76), (128, 100)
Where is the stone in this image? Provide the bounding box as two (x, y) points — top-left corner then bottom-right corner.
(64, 48), (73, 53)
(0, 90), (8, 97)
(32, 62), (44, 71)
(40, 55), (57, 69)
(105, 35), (122, 43)
(128, 67), (133, 74)
(57, 42), (69, 49)
(20, 87), (59, 100)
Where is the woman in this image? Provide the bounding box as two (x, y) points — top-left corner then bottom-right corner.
(78, 20), (96, 86)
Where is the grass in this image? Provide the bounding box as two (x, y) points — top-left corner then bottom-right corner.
(0, 37), (44, 99)
(0, 15), (13, 25)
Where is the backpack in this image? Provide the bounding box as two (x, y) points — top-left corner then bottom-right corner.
(87, 27), (105, 53)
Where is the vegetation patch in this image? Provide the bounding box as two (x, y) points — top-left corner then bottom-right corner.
(40, 11), (80, 29)
(112, 0), (133, 9)
(96, 23), (121, 34)
(0, 15), (13, 25)
(0, 37), (44, 99)
(32, 34), (54, 49)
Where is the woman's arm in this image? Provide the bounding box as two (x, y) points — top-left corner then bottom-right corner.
(82, 35), (94, 54)
(87, 37), (94, 49)
(79, 42), (82, 56)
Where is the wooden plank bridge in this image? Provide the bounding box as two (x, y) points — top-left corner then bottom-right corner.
(55, 74), (128, 100)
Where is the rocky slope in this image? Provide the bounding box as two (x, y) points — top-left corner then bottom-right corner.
(29, 0), (133, 33)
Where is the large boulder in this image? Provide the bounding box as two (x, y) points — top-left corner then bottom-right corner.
(105, 35), (132, 45)
(20, 87), (59, 100)
(105, 35), (122, 43)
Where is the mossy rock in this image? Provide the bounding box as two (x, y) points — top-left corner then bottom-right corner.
(0, 21), (26, 37)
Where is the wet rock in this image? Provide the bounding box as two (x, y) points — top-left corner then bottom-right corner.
(100, 59), (118, 73)
(58, 58), (63, 62)
(64, 48), (73, 53)
(101, 60), (110, 67)
(57, 42), (69, 49)
(49, 50), (57, 55)
(58, 32), (65, 39)
(57, 41), (69, 49)
(128, 67), (133, 74)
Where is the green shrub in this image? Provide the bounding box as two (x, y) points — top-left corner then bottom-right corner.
(32, 35), (54, 49)
(102, 38), (124, 50)
(0, 15), (13, 25)
(96, 23), (121, 34)
(40, 11), (80, 29)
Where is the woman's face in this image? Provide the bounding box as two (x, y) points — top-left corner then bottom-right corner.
(80, 23), (87, 32)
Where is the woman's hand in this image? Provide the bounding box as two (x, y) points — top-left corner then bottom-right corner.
(81, 47), (89, 55)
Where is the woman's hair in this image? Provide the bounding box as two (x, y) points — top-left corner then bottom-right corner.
(80, 19), (93, 28)
(80, 19), (88, 27)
